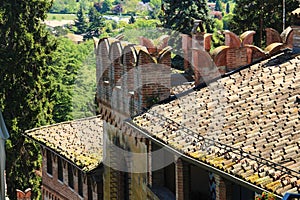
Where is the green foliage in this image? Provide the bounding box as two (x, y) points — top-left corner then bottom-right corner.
(75, 6), (88, 34)
(48, 37), (96, 120)
(212, 19), (225, 48)
(46, 37), (83, 122)
(50, 0), (79, 14)
(85, 6), (105, 39)
(119, 18), (160, 43)
(71, 40), (97, 119)
(101, 0), (113, 14)
(160, 0), (214, 34)
(52, 26), (68, 37)
(121, 0), (140, 14)
(149, 0), (162, 19)
(230, 0), (298, 47)
(103, 20), (117, 34)
(215, 0), (223, 12)
(0, 0), (56, 199)
(222, 13), (233, 30)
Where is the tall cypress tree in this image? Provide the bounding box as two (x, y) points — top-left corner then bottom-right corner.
(75, 5), (88, 34)
(160, 0), (213, 34)
(230, 0), (298, 47)
(0, 0), (57, 199)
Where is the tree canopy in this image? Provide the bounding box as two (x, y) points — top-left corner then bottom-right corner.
(75, 5), (88, 34)
(230, 0), (298, 46)
(160, 0), (213, 34)
(0, 0), (56, 198)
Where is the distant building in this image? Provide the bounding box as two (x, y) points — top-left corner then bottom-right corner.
(65, 33), (84, 44)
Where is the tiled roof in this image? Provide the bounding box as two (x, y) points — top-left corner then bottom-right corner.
(133, 52), (300, 196)
(171, 82), (194, 95)
(25, 116), (103, 172)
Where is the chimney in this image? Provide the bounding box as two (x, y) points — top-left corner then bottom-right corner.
(291, 6), (300, 53)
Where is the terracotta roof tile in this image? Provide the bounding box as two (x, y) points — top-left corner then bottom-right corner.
(133, 52), (300, 196)
(25, 116), (103, 172)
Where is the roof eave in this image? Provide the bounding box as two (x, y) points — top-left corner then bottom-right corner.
(22, 133), (103, 174)
(125, 120), (283, 199)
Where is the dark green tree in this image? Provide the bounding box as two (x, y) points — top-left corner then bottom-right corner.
(100, 0), (113, 14)
(225, 2), (230, 14)
(230, 0), (298, 47)
(75, 6), (88, 34)
(160, 0), (213, 34)
(129, 14), (136, 24)
(0, 0), (57, 199)
(159, 0), (213, 72)
(85, 6), (105, 39)
(47, 37), (83, 122)
(215, 0), (223, 12)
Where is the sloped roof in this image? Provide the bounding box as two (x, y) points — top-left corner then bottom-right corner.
(133, 52), (300, 196)
(25, 116), (103, 172)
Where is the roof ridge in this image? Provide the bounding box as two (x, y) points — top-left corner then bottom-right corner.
(25, 115), (101, 133)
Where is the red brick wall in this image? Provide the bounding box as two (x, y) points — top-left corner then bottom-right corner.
(96, 38), (172, 117)
(175, 159), (184, 200)
(214, 174), (232, 200)
(42, 148), (102, 200)
(226, 47), (248, 71)
(265, 28), (282, 46)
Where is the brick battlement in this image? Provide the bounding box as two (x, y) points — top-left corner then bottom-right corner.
(211, 27), (295, 74)
(95, 23), (299, 122)
(94, 37), (171, 118)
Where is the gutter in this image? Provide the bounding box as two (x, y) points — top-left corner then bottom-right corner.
(125, 120), (283, 200)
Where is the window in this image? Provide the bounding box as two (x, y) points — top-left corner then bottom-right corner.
(78, 170), (83, 196)
(57, 157), (63, 182)
(68, 163), (74, 189)
(46, 150), (52, 175)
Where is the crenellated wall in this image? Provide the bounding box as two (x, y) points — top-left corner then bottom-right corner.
(210, 26), (296, 75)
(94, 37), (169, 200)
(95, 37), (171, 118)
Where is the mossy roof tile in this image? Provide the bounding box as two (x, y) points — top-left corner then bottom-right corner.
(25, 116), (103, 172)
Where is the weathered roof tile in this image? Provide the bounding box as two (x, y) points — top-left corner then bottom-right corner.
(132, 52), (300, 196)
(24, 116), (103, 172)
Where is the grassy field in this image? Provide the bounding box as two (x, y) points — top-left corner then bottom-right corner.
(47, 13), (76, 21)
